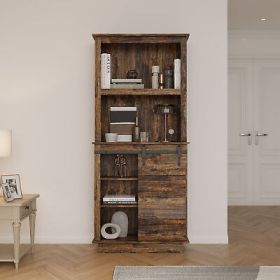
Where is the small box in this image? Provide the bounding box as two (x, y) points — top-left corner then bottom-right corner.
(117, 135), (132, 142)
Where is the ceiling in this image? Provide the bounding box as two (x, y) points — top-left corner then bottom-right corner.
(229, 0), (280, 30)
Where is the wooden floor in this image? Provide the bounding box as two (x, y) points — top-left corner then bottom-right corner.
(1, 206), (280, 279)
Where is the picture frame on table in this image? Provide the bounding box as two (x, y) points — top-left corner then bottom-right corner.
(1, 174), (22, 199)
(1, 183), (14, 202)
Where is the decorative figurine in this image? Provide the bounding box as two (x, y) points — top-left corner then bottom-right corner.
(127, 69), (138, 79)
(114, 154), (128, 177)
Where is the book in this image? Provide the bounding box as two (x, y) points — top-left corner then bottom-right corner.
(101, 53), (111, 89)
(110, 107), (137, 123)
(110, 107), (137, 111)
(111, 79), (142, 84)
(110, 83), (144, 89)
(174, 58), (181, 89)
(110, 123), (134, 135)
(103, 194), (136, 202)
(103, 201), (137, 205)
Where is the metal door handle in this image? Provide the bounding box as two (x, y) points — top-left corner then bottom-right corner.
(240, 133), (251, 136)
(255, 132), (268, 145)
(239, 133), (252, 145)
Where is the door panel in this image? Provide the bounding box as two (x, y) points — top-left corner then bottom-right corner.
(228, 60), (253, 205)
(138, 176), (187, 242)
(254, 60), (280, 204)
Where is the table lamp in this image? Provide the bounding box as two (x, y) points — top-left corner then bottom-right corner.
(0, 129), (12, 197)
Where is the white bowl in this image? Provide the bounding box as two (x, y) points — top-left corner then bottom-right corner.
(105, 133), (118, 142)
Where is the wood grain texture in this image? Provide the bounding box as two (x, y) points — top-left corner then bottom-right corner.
(93, 34), (188, 251)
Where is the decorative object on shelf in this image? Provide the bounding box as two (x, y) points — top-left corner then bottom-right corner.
(114, 154), (127, 177)
(126, 69), (138, 79)
(117, 135), (132, 142)
(101, 223), (121, 239)
(1, 174), (22, 199)
(110, 107), (136, 142)
(111, 211), (128, 238)
(133, 115), (140, 142)
(140, 131), (149, 142)
(159, 73), (164, 89)
(152, 66), (160, 89)
(174, 59), (181, 89)
(154, 104), (177, 142)
(105, 133), (118, 142)
(1, 183), (14, 202)
(101, 53), (111, 89)
(164, 67), (174, 88)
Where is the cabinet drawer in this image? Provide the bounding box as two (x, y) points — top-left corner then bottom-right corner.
(20, 203), (32, 219)
(139, 154), (187, 176)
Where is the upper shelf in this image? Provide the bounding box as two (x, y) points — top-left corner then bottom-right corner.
(99, 89), (184, 96)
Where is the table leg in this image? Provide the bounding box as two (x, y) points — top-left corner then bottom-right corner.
(12, 221), (21, 271)
(29, 212), (36, 253)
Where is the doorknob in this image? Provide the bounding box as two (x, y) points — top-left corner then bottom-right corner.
(255, 131), (268, 145)
(239, 133), (252, 145)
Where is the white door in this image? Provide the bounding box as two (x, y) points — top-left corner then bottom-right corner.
(229, 59), (280, 205)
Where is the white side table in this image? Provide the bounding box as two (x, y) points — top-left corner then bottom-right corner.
(0, 194), (39, 270)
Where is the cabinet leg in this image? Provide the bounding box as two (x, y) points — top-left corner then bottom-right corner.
(12, 221), (21, 271)
(29, 212), (36, 253)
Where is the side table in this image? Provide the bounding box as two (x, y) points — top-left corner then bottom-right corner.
(0, 194), (39, 270)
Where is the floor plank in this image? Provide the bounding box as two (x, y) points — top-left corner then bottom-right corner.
(1, 206), (280, 279)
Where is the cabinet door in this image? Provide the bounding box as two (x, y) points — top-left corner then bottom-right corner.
(138, 176), (187, 242)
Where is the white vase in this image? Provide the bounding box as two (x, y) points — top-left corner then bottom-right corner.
(111, 211), (128, 238)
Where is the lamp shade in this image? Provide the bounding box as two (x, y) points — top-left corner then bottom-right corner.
(0, 129), (12, 157)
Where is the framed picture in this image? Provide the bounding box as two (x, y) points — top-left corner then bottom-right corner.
(2, 183), (14, 202)
(1, 174), (22, 199)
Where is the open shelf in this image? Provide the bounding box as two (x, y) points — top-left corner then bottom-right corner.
(100, 177), (138, 181)
(99, 235), (138, 244)
(100, 89), (182, 96)
(101, 204), (138, 208)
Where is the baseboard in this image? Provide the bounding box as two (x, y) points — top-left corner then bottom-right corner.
(0, 235), (93, 244)
(189, 235), (228, 244)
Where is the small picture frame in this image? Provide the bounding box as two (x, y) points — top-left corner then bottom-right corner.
(1, 183), (14, 202)
(1, 174), (22, 199)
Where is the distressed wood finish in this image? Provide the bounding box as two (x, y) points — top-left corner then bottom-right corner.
(93, 34), (189, 252)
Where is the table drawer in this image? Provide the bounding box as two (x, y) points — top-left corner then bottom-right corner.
(20, 203), (32, 219)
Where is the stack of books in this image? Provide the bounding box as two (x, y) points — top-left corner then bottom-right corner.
(110, 106), (137, 142)
(111, 79), (144, 89)
(103, 195), (136, 205)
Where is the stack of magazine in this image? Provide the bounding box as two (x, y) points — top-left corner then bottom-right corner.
(103, 194), (136, 205)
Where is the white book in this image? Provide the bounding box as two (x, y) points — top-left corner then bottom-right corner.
(103, 195), (136, 202)
(110, 107), (137, 111)
(174, 58), (181, 89)
(101, 53), (111, 89)
(112, 79), (142, 83)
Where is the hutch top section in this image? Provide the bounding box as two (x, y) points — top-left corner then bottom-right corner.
(93, 34), (189, 92)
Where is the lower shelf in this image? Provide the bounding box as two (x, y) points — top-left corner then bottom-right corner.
(93, 238), (187, 253)
(98, 235), (138, 244)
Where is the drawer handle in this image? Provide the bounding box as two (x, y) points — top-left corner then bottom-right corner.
(25, 206), (30, 210)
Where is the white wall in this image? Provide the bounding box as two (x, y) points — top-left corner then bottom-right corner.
(229, 30), (280, 58)
(0, 0), (228, 244)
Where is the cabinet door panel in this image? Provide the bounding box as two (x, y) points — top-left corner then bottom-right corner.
(139, 154), (187, 176)
(138, 178), (187, 241)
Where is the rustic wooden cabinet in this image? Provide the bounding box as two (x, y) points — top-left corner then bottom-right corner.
(93, 34), (189, 252)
